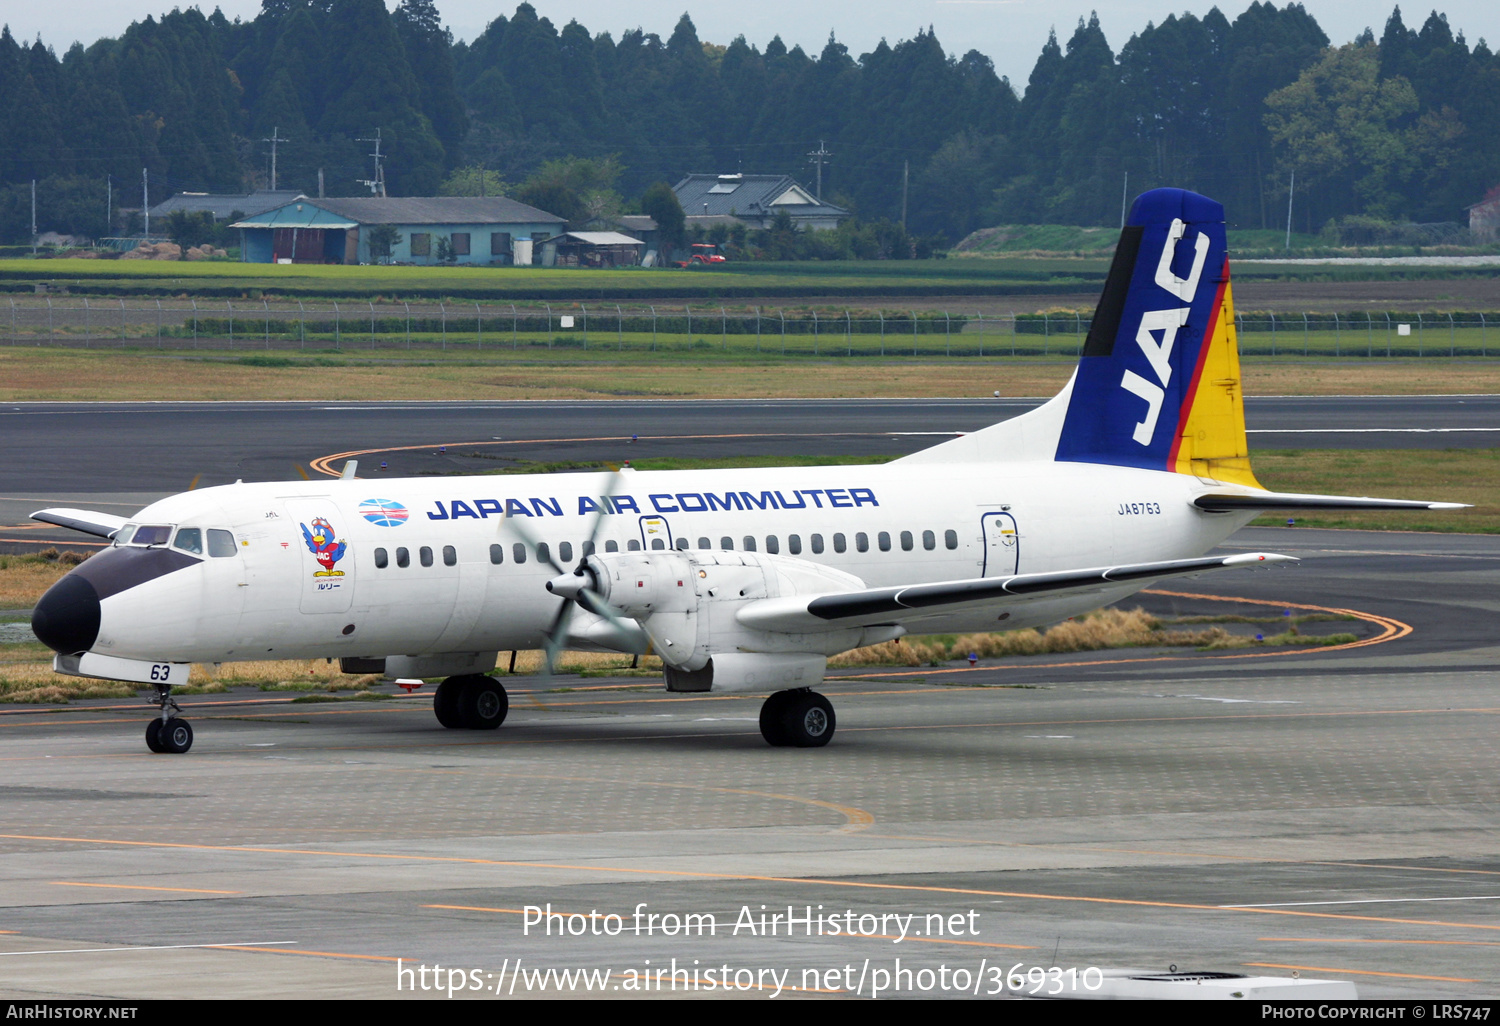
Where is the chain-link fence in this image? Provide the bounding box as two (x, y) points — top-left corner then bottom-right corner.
(1, 298), (1494, 357)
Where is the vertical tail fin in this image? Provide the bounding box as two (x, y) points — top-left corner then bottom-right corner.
(1055, 188), (1259, 487)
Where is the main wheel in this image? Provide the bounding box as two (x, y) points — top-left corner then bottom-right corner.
(158, 718), (193, 754)
(758, 690), (797, 747)
(778, 691), (835, 748)
(433, 678), (464, 728)
(145, 718), (165, 753)
(459, 676), (508, 730)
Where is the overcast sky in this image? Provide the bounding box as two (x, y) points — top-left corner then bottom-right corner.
(10, 1), (1498, 86)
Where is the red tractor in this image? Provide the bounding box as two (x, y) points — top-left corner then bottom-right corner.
(674, 243), (727, 267)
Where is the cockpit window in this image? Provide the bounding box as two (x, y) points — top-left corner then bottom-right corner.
(114, 524), (136, 545)
(173, 528), (203, 555)
(207, 529), (237, 558)
(132, 525), (172, 546)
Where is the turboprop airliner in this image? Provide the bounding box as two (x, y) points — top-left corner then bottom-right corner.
(29, 189), (1461, 753)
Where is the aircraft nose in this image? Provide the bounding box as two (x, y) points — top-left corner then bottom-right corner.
(31, 573), (101, 654)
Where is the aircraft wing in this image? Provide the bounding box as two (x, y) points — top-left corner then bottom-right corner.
(736, 552), (1294, 633)
(30, 508), (131, 540)
(1194, 491), (1467, 512)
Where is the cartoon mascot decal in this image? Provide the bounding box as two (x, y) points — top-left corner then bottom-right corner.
(300, 516), (348, 577)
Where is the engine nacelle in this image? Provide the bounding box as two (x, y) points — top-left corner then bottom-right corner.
(583, 551), (903, 690)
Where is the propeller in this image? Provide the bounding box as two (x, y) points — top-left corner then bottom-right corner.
(499, 468), (640, 674)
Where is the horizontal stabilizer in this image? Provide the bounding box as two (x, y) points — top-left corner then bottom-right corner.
(30, 508), (130, 539)
(1195, 492), (1467, 512)
(737, 552), (1295, 633)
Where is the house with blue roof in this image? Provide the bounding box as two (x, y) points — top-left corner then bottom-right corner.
(229, 196), (567, 265)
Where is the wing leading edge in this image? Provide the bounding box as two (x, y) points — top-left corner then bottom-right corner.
(30, 508), (130, 539)
(736, 552), (1295, 633)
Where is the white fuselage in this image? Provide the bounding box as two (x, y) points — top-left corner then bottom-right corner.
(85, 460), (1254, 666)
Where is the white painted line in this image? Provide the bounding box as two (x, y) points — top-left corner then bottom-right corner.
(0, 941), (298, 956)
(1248, 427), (1500, 433)
(1221, 896), (1500, 908)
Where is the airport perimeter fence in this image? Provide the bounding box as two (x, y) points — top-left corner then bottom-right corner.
(2, 298), (1497, 358)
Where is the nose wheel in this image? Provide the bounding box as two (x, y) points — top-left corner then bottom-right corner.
(758, 689), (836, 748)
(145, 684), (192, 753)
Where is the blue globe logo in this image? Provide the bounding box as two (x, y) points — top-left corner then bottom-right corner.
(359, 499), (409, 527)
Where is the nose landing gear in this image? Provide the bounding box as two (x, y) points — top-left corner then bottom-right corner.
(145, 683), (192, 753)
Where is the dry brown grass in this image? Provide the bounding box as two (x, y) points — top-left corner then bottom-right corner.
(2, 347), (1499, 401)
(0, 554), (82, 608)
(830, 608), (1247, 667)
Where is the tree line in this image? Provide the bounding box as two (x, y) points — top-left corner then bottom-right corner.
(0, 0), (1496, 246)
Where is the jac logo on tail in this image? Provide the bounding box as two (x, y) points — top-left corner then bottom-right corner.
(1123, 218), (1209, 446)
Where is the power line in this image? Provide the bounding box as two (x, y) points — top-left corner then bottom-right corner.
(261, 126), (289, 191)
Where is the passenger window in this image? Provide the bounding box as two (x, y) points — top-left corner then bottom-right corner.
(675, 538), (689, 550)
(605, 540), (619, 553)
(923, 530), (936, 551)
(720, 537), (734, 550)
(115, 525), (136, 545)
(134, 525), (172, 546)
(396, 547), (410, 568)
(765, 535), (779, 554)
(582, 541), (596, 556)
(443, 545), (457, 566)
(375, 547), (389, 569)
(559, 541), (573, 563)
(811, 534), (824, 554)
(420, 546), (434, 567)
(945, 529), (958, 550)
(742, 536), (757, 552)
(536, 542), (550, 564)
(856, 532), (869, 553)
(513, 543), (527, 564)
(788, 534), (801, 555)
(900, 531), (913, 551)
(489, 543), (504, 565)
(651, 538), (665, 550)
(207, 529), (236, 557)
(833, 533), (846, 553)
(627, 539), (641, 551)
(172, 528), (203, 554)
(697, 537), (710, 549)
(878, 532), (892, 552)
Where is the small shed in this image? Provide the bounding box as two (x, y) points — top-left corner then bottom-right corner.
(541, 231), (645, 268)
(1469, 191), (1500, 243)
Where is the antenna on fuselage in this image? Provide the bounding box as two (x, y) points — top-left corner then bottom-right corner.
(340, 460), (358, 481)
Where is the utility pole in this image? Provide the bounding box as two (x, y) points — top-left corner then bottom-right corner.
(900, 160), (909, 229)
(1120, 171), (1128, 228)
(806, 140), (831, 201)
(1284, 169), (1295, 252)
(143, 167), (150, 236)
(357, 129), (386, 197)
(262, 125), (289, 191)
(107, 174), (112, 235)
(30, 180), (37, 256)
(318, 168), (325, 199)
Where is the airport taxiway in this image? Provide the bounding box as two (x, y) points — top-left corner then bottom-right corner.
(0, 526), (1496, 999)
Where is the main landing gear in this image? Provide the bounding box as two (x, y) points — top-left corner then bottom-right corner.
(434, 674), (509, 730)
(145, 683), (192, 754)
(758, 689), (836, 748)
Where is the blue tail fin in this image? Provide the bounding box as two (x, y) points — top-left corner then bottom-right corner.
(1054, 188), (1256, 485)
